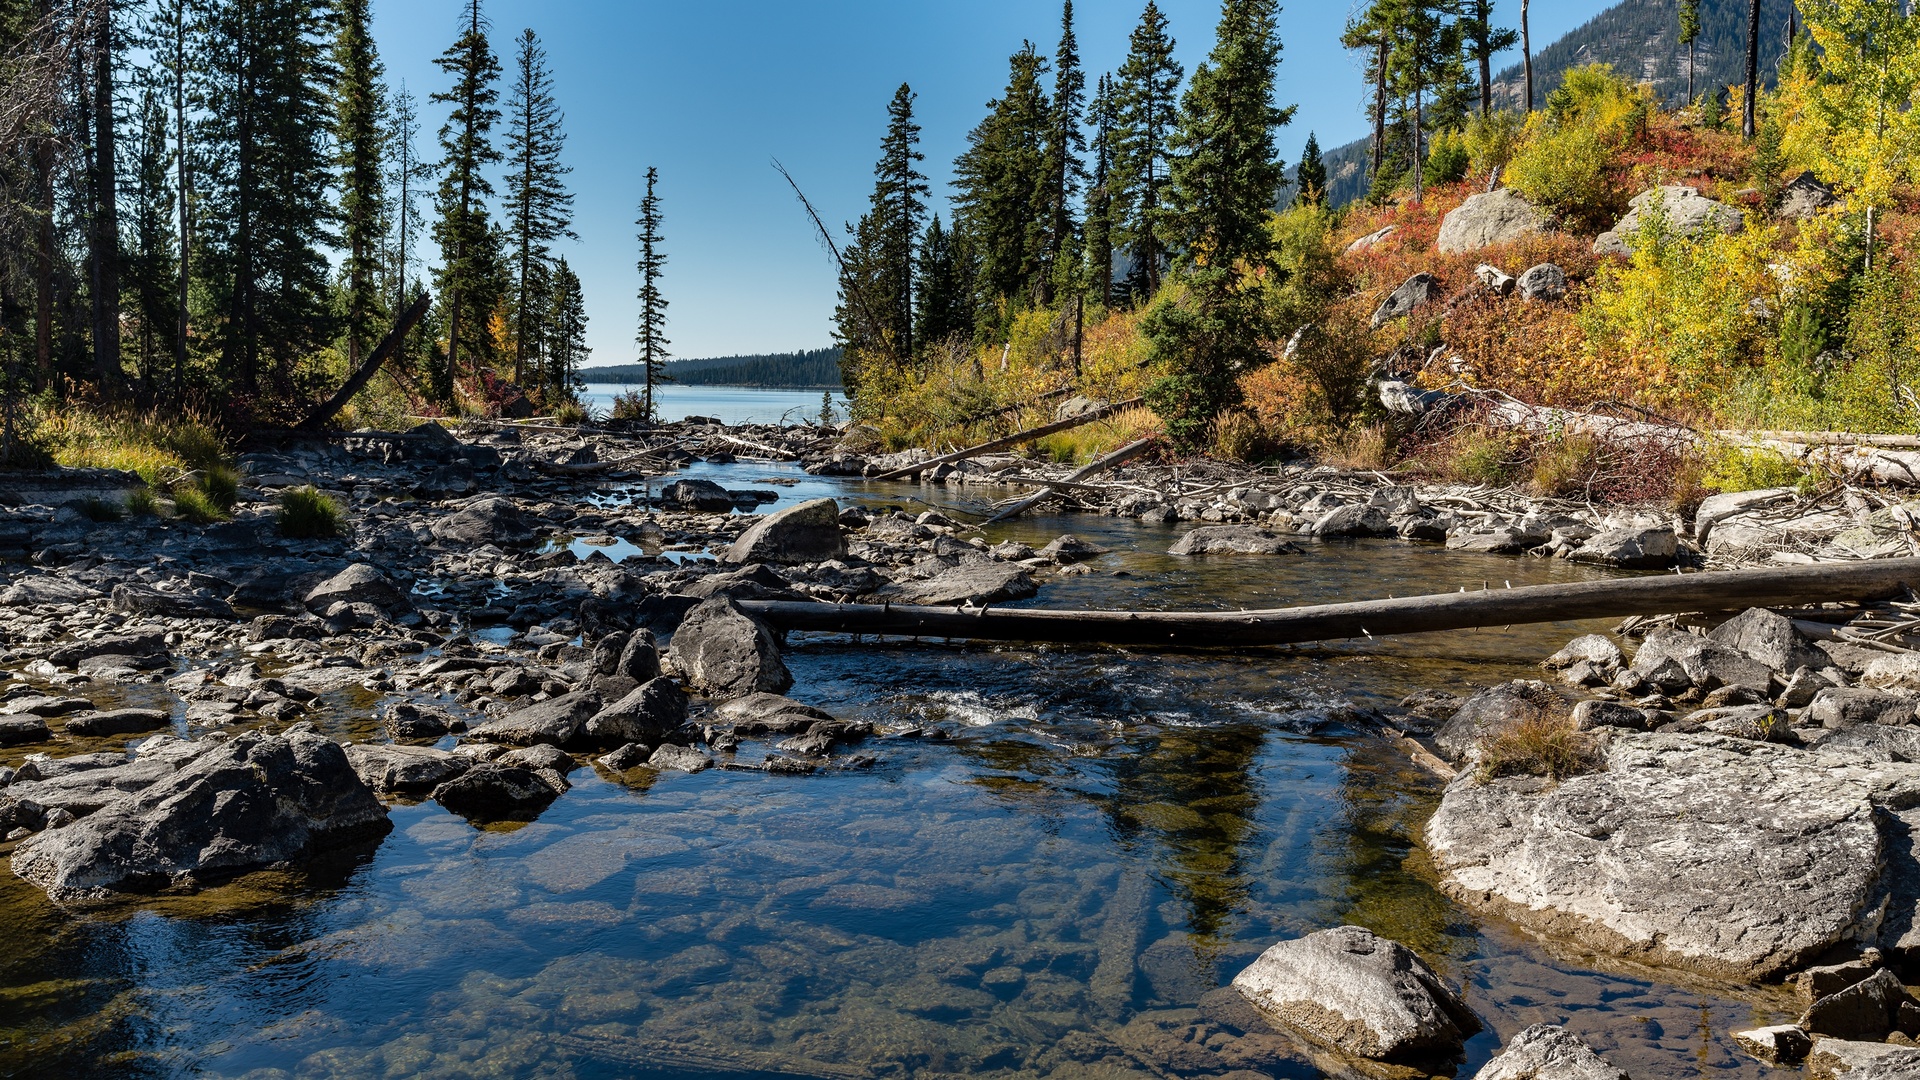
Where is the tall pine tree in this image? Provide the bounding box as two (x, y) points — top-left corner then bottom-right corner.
(1458, 0), (1516, 116)
(954, 45), (1050, 322)
(503, 27), (573, 385)
(1295, 131), (1326, 204)
(634, 166), (668, 422)
(546, 256), (588, 400)
(839, 83), (927, 390)
(913, 215), (971, 351)
(1038, 0), (1086, 306)
(126, 87), (177, 393)
(1113, 2), (1182, 299)
(1083, 72), (1121, 305)
(431, 0), (504, 400)
(334, 0), (387, 370)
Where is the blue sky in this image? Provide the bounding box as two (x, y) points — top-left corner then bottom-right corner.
(369, 0), (1615, 364)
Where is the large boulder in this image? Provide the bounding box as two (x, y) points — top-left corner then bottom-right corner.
(1167, 525), (1302, 556)
(343, 743), (471, 797)
(1807, 688), (1919, 729)
(723, 498), (846, 565)
(1312, 504), (1393, 538)
(1426, 732), (1895, 981)
(465, 690), (602, 747)
(302, 563), (410, 615)
(431, 497), (535, 546)
(1629, 628), (1774, 692)
(1371, 273), (1440, 330)
(431, 763), (565, 823)
(1471, 1024), (1628, 1080)
(1517, 262), (1570, 302)
(581, 678), (689, 745)
(659, 479), (735, 513)
(11, 730), (390, 901)
(1601, 185), (1745, 252)
(669, 597), (792, 699)
(1778, 171), (1838, 221)
(1432, 680), (1567, 763)
(1437, 189), (1552, 254)
(1710, 606), (1829, 676)
(1230, 925), (1479, 1062)
(64, 708), (170, 738)
(1569, 526), (1676, 568)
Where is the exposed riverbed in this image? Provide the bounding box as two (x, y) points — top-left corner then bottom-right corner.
(0, 459), (1795, 1079)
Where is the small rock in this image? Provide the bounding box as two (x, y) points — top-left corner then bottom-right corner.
(466, 691), (602, 747)
(1569, 526), (1675, 568)
(647, 744), (713, 773)
(1516, 263), (1569, 301)
(0, 716), (51, 746)
(303, 563), (409, 615)
(1797, 955), (1883, 1008)
(63, 709), (170, 738)
(1436, 189), (1551, 254)
(1231, 925), (1479, 1061)
(1312, 504), (1392, 538)
(1471, 1024), (1628, 1080)
(1167, 525), (1301, 556)
(1038, 535), (1107, 564)
(499, 744), (575, 775)
(597, 743), (652, 771)
(1732, 1025), (1812, 1066)
(1571, 699), (1652, 732)
(431, 763), (563, 823)
(1805, 1038), (1920, 1079)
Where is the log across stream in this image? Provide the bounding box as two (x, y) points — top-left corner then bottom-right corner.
(742, 557), (1920, 647)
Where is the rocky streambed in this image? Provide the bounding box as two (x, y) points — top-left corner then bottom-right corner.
(2, 417), (1919, 1077)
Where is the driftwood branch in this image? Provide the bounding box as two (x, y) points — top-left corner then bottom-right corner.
(741, 558), (1920, 648)
(982, 438), (1158, 525)
(869, 398), (1146, 482)
(298, 293), (431, 432)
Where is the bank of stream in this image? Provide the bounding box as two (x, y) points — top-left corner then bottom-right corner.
(0, 458), (1793, 1080)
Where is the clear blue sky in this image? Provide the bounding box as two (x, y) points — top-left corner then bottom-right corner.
(369, 0), (1614, 365)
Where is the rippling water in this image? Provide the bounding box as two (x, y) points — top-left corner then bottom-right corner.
(0, 463), (1793, 1079)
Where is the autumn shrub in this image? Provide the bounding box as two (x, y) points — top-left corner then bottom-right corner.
(1320, 424), (1393, 471)
(1477, 715), (1602, 782)
(608, 389), (650, 422)
(1424, 129), (1470, 187)
(1464, 108), (1525, 183)
(1211, 408), (1276, 463)
(1240, 307), (1375, 447)
(1507, 65), (1650, 232)
(552, 397), (590, 425)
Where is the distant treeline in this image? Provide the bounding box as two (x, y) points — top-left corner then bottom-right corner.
(579, 348), (844, 389)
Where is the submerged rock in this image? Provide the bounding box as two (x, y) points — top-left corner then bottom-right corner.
(872, 563), (1037, 606)
(11, 730), (390, 901)
(1231, 925), (1479, 1062)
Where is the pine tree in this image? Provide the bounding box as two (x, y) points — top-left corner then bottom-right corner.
(1343, 3), (1395, 193)
(140, 0), (195, 399)
(913, 215), (971, 350)
(1168, 0), (1293, 271)
(547, 256), (588, 398)
(503, 27), (574, 385)
(334, 0), (387, 370)
(634, 166), (668, 422)
(85, 0), (120, 388)
(1458, 0), (1516, 115)
(873, 84), (927, 363)
(1114, 1), (1183, 299)
(1295, 131), (1327, 204)
(126, 87), (177, 394)
(1679, 0), (1702, 103)
(1038, 0), (1086, 305)
(1083, 72), (1121, 304)
(1743, 0), (1761, 138)
(1384, 0), (1469, 203)
(386, 82), (436, 379)
(954, 47), (1050, 321)
(431, 0), (505, 400)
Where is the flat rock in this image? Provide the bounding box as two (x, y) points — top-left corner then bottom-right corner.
(872, 563), (1037, 607)
(111, 583), (233, 621)
(0, 716), (51, 746)
(344, 743), (471, 796)
(1733, 1025), (1813, 1066)
(63, 709), (170, 738)
(49, 630), (166, 668)
(1810, 688), (1920, 729)
(1806, 1039), (1920, 1080)
(1230, 925), (1479, 1062)
(1, 576), (102, 606)
(1426, 732), (1891, 981)
(11, 730), (390, 901)
(1471, 1024), (1628, 1080)
(647, 744), (713, 773)
(723, 498), (845, 565)
(1168, 526), (1301, 556)
(1569, 526), (1675, 568)
(466, 691), (602, 748)
(1038, 535), (1107, 564)
(669, 597), (792, 699)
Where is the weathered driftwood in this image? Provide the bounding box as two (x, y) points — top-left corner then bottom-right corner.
(297, 293), (432, 432)
(982, 438), (1157, 525)
(868, 397), (1146, 482)
(740, 557), (1920, 648)
(529, 449), (671, 476)
(709, 432), (799, 460)
(1723, 430), (1920, 449)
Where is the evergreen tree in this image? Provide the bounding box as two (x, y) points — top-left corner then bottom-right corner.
(634, 166), (668, 422)
(546, 256), (588, 399)
(1744, 0), (1761, 138)
(85, 0), (120, 388)
(126, 87), (177, 394)
(1037, 0), (1086, 305)
(1295, 131), (1327, 204)
(1384, 0), (1469, 203)
(503, 27), (573, 385)
(954, 47), (1049, 322)
(1679, 0), (1701, 103)
(1113, 1), (1183, 299)
(1458, 0), (1516, 116)
(334, 0), (387, 370)
(1343, 3), (1395, 193)
(386, 82), (436, 375)
(140, 0), (195, 399)
(431, 0), (505, 400)
(872, 84), (927, 362)
(1083, 72), (1121, 304)
(913, 215), (971, 350)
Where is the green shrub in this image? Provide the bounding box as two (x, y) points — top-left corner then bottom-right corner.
(197, 465), (241, 513)
(1703, 445), (1816, 494)
(1464, 109), (1525, 181)
(609, 388), (650, 422)
(171, 486), (230, 524)
(277, 486), (344, 539)
(552, 397), (590, 425)
(1507, 120), (1621, 233)
(1423, 129), (1470, 187)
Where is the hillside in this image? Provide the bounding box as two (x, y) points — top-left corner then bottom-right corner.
(579, 348), (844, 389)
(1303, 0), (1801, 208)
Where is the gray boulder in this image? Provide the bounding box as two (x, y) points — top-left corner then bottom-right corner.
(63, 709), (170, 738)
(431, 497), (534, 546)
(647, 744), (714, 773)
(1426, 732), (1889, 981)
(344, 743), (471, 796)
(1471, 1024), (1628, 1080)
(1371, 273), (1440, 330)
(1805, 1039), (1920, 1079)
(1, 576), (102, 606)
(303, 563), (409, 615)
(0, 716), (50, 746)
(11, 730), (390, 901)
(1710, 607), (1828, 676)
(872, 563), (1037, 606)
(582, 678), (688, 745)
(430, 763), (564, 823)
(1631, 628), (1774, 692)
(1517, 262), (1570, 301)
(1231, 925), (1479, 1062)
(1445, 528), (1533, 555)
(1732, 1025), (1812, 1066)
(1808, 725), (1920, 763)
(723, 498), (845, 565)
(1168, 525), (1301, 556)
(1693, 702), (1790, 742)
(1432, 680), (1567, 763)
(1437, 189), (1551, 254)
(1612, 185), (1746, 243)
(1312, 504), (1392, 538)
(466, 690), (602, 747)
(659, 479), (735, 512)
(1570, 526), (1675, 568)
(1543, 635), (1624, 674)
(111, 583), (233, 621)
(1801, 968), (1917, 1040)
(1808, 688), (1919, 729)
(48, 630), (166, 669)
(670, 597), (792, 699)
(1778, 171), (1838, 221)
(1571, 699), (1653, 732)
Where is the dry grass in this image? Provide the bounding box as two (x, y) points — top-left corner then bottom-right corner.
(1477, 715), (1603, 782)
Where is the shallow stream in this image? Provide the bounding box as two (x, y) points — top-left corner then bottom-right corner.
(0, 463), (1793, 1079)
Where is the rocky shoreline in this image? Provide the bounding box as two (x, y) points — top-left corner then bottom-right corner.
(4, 414), (1920, 1076)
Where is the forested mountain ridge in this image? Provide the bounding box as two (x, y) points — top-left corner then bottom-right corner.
(580, 348), (843, 389)
(1308, 0), (1802, 208)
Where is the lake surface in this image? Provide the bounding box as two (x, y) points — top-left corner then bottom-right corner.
(0, 462), (1794, 1080)
(578, 384), (845, 426)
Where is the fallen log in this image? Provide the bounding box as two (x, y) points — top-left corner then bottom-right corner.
(741, 557), (1920, 648)
(869, 397), (1146, 482)
(982, 438), (1157, 525)
(297, 293), (432, 432)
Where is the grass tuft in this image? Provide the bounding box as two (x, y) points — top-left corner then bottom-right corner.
(1477, 715), (1603, 783)
(277, 486), (344, 539)
(125, 487), (160, 517)
(171, 486), (230, 524)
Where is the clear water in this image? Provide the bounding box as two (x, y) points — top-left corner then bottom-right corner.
(0, 462), (1795, 1079)
(578, 384), (846, 426)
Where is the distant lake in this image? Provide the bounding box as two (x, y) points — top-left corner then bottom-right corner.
(579, 383), (845, 426)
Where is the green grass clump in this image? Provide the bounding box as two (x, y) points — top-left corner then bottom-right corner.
(1703, 446), (1817, 495)
(171, 486), (230, 524)
(34, 407), (229, 488)
(195, 465), (241, 513)
(551, 397), (590, 425)
(277, 486), (344, 539)
(125, 487), (160, 517)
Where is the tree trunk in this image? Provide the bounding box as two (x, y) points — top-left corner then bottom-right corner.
(1688, 40), (1696, 104)
(33, 139), (53, 383)
(1521, 0), (1533, 112)
(1413, 89), (1425, 203)
(297, 292), (432, 431)
(1478, 43), (1491, 116)
(91, 0), (120, 390)
(1744, 0), (1761, 139)
(172, 33), (189, 405)
(1371, 39), (1388, 178)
